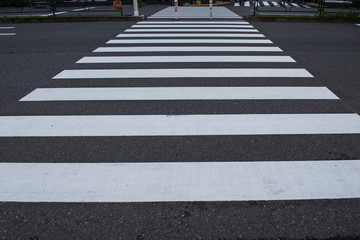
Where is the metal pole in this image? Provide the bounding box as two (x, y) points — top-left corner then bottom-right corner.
(209, 0), (213, 19)
(174, 0), (178, 20)
(133, 0), (139, 16)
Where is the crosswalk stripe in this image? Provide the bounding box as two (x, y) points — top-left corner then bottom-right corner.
(263, 1), (270, 6)
(20, 87), (338, 101)
(290, 3), (300, 7)
(271, 1), (280, 6)
(106, 39), (273, 44)
(131, 25), (251, 28)
(2, 160), (360, 202)
(53, 68), (313, 79)
(93, 46), (283, 52)
(116, 33), (265, 38)
(0, 33), (16, 36)
(76, 56), (294, 63)
(0, 27), (15, 29)
(245, 1), (250, 6)
(137, 21), (249, 24)
(148, 16), (242, 19)
(0, 114), (360, 137)
(125, 28), (256, 32)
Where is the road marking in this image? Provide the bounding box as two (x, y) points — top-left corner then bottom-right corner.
(0, 27), (15, 29)
(0, 33), (16, 36)
(263, 1), (270, 6)
(148, 16), (242, 19)
(290, 3), (300, 7)
(125, 28), (256, 32)
(0, 114), (359, 137)
(116, 33), (265, 38)
(283, 2), (290, 6)
(106, 39), (273, 44)
(94, 46), (283, 52)
(20, 87), (338, 101)
(53, 68), (313, 79)
(76, 56), (294, 63)
(71, 7), (97, 12)
(245, 1), (250, 6)
(132, 25), (252, 28)
(137, 21), (249, 24)
(40, 11), (68, 16)
(356, 24), (360, 26)
(2, 160), (360, 202)
(271, 1), (280, 6)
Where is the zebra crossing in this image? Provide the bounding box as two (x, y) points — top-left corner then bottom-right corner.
(240, 0), (311, 8)
(0, 26), (16, 36)
(1, 19), (360, 202)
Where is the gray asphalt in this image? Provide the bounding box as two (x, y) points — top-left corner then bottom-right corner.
(1, 17), (360, 239)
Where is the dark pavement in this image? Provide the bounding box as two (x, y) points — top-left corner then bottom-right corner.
(1, 16), (360, 240)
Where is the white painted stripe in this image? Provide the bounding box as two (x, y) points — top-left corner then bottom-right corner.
(234, 2), (240, 6)
(271, 1), (280, 6)
(356, 24), (360, 26)
(291, 3), (300, 7)
(2, 160), (360, 202)
(94, 46), (283, 52)
(116, 33), (265, 38)
(0, 33), (16, 36)
(302, 3), (311, 8)
(0, 114), (359, 137)
(132, 25), (252, 28)
(125, 28), (256, 32)
(76, 56), (295, 63)
(263, 1), (270, 6)
(20, 87), (339, 101)
(71, 7), (97, 12)
(53, 68), (313, 79)
(0, 27), (15, 29)
(106, 39), (273, 44)
(148, 16), (242, 19)
(40, 11), (68, 16)
(283, 2), (290, 6)
(137, 21), (249, 24)
(245, 1), (250, 6)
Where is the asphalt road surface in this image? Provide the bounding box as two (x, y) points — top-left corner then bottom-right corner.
(1, 8), (360, 239)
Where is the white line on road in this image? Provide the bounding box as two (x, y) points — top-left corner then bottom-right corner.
(290, 3), (300, 7)
(137, 21), (249, 24)
(148, 16), (242, 19)
(1, 113), (359, 137)
(20, 87), (338, 101)
(2, 160), (360, 202)
(263, 1), (270, 6)
(0, 33), (16, 36)
(271, 1), (280, 6)
(245, 1), (250, 6)
(0, 27), (15, 29)
(132, 25), (252, 28)
(71, 7), (97, 12)
(40, 11), (68, 16)
(116, 33), (265, 38)
(356, 24), (360, 26)
(106, 39), (273, 44)
(125, 28), (256, 32)
(93, 46), (283, 52)
(53, 68), (313, 79)
(76, 56), (295, 63)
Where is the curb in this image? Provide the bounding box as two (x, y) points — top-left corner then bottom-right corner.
(0, 15), (146, 23)
(244, 16), (360, 23)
